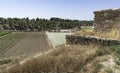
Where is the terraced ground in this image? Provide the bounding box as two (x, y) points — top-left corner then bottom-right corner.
(0, 32), (50, 59)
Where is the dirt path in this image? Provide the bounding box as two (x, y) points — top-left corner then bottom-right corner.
(0, 32), (50, 58)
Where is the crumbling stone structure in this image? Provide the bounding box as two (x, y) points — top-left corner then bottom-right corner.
(66, 8), (120, 45)
(66, 35), (120, 45)
(94, 8), (120, 32)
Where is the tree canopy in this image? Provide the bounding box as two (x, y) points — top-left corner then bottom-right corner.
(0, 17), (93, 31)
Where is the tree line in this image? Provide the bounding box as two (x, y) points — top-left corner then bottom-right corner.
(0, 17), (93, 31)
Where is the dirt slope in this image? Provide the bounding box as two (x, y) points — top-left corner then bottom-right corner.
(1, 44), (119, 73)
(0, 32), (50, 59)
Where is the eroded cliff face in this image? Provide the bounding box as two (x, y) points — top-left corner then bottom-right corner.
(94, 8), (120, 33)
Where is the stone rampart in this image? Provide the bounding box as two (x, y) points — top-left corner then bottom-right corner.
(94, 8), (120, 32)
(66, 35), (120, 45)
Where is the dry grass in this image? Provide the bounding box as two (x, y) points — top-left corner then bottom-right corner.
(0, 44), (112, 73)
(75, 27), (120, 39)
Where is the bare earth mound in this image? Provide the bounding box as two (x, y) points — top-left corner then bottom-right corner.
(0, 32), (50, 59)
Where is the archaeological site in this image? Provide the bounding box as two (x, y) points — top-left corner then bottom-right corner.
(94, 8), (120, 33)
(66, 8), (120, 45)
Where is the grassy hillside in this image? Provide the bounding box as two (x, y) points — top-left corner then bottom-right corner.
(1, 44), (119, 73)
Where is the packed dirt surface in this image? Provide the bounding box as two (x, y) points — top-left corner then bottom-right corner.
(0, 32), (50, 59)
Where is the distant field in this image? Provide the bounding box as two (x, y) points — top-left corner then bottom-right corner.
(46, 32), (72, 47)
(0, 32), (26, 54)
(0, 32), (50, 59)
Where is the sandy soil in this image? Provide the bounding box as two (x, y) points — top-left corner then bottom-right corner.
(0, 32), (50, 59)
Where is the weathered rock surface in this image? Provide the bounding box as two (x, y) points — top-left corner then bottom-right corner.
(94, 8), (120, 33)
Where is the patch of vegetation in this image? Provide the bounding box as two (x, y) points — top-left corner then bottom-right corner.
(95, 47), (111, 57)
(96, 49), (106, 56)
(0, 31), (12, 37)
(0, 58), (13, 65)
(109, 45), (120, 65)
(109, 45), (120, 54)
(105, 68), (113, 73)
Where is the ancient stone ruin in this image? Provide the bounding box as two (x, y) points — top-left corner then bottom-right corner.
(66, 35), (120, 45)
(94, 8), (120, 32)
(66, 8), (120, 45)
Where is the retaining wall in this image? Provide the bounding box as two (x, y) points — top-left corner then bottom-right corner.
(66, 35), (120, 45)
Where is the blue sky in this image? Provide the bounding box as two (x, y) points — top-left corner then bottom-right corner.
(0, 0), (120, 20)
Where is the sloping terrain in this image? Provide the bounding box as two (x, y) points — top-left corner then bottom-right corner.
(1, 44), (119, 73)
(0, 32), (50, 59)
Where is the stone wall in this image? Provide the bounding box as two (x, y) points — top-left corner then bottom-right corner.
(66, 8), (120, 45)
(94, 8), (120, 32)
(66, 35), (120, 45)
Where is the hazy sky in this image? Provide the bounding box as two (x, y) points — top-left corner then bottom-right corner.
(0, 0), (120, 20)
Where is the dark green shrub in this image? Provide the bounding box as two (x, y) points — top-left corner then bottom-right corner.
(109, 45), (120, 54)
(0, 59), (12, 65)
(95, 47), (110, 56)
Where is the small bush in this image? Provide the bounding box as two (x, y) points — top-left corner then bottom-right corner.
(109, 45), (120, 56)
(105, 68), (113, 73)
(0, 59), (12, 65)
(95, 47), (110, 56)
(109, 45), (120, 54)
(0, 31), (12, 36)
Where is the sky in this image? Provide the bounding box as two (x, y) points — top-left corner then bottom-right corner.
(0, 0), (120, 20)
